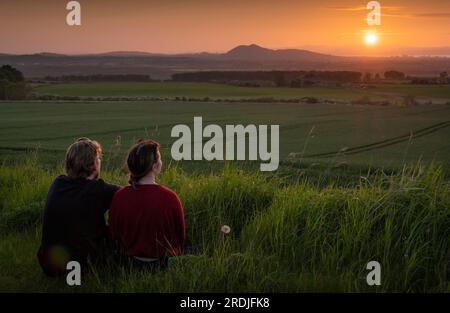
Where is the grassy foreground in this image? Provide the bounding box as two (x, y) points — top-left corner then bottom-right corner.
(0, 158), (449, 292)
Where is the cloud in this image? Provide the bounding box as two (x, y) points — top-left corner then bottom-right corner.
(327, 6), (366, 12)
(383, 12), (450, 19)
(327, 6), (402, 12)
(327, 6), (450, 19)
(411, 13), (450, 18)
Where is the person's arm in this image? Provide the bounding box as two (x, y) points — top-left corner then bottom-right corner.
(107, 193), (119, 241)
(103, 181), (120, 198)
(172, 194), (186, 253)
(97, 179), (120, 213)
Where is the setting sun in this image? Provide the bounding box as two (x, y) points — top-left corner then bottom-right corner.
(365, 32), (378, 45)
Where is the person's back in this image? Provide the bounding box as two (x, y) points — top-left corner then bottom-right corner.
(108, 139), (185, 265)
(38, 138), (118, 276)
(109, 184), (185, 258)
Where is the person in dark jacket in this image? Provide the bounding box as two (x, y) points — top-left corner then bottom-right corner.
(37, 137), (119, 276)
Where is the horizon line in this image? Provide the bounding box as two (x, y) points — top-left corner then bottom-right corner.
(1, 43), (450, 58)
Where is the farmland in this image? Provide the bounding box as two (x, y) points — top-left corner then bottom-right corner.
(35, 81), (450, 102)
(0, 98), (449, 170)
(0, 81), (449, 292)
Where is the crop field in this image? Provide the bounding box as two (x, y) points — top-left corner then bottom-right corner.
(0, 99), (449, 170)
(34, 82), (369, 100)
(34, 82), (450, 102)
(369, 83), (450, 100)
(0, 82), (449, 292)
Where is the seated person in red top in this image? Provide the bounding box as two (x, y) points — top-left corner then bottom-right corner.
(109, 139), (185, 268)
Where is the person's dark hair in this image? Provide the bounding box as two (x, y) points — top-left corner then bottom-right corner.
(127, 139), (160, 187)
(65, 137), (102, 179)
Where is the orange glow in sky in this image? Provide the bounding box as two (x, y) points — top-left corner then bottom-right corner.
(0, 0), (449, 56)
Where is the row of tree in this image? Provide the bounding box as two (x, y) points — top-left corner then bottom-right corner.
(172, 71), (364, 87)
(171, 70), (427, 86)
(410, 72), (449, 85)
(43, 74), (155, 82)
(0, 65), (29, 100)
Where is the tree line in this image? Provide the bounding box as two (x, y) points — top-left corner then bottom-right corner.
(0, 65), (29, 100)
(43, 74), (155, 82)
(173, 70), (450, 86)
(172, 71), (363, 86)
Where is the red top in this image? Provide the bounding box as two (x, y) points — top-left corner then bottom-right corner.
(109, 184), (185, 258)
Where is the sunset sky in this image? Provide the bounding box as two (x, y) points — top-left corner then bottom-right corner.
(1, 0), (449, 56)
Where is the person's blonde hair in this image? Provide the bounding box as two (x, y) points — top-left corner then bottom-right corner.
(65, 137), (102, 179)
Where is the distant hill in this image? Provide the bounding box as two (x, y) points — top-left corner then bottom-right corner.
(93, 51), (162, 57)
(94, 45), (340, 60)
(0, 44), (449, 79)
(224, 44), (341, 61)
(32, 52), (67, 57)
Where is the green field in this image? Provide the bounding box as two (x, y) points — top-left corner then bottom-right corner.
(369, 83), (450, 100)
(1, 100), (449, 170)
(35, 82), (367, 101)
(34, 82), (450, 102)
(1, 82), (450, 292)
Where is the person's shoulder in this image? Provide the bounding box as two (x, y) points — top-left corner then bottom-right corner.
(53, 174), (68, 183)
(91, 178), (120, 191)
(91, 178), (110, 187)
(45, 175), (65, 194)
(115, 185), (132, 193)
(111, 185), (133, 198)
(49, 175), (70, 188)
(109, 186), (132, 209)
(88, 178), (119, 194)
(158, 184), (177, 195)
(158, 185), (181, 202)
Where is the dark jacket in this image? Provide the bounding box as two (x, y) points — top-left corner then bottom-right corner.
(38, 175), (118, 276)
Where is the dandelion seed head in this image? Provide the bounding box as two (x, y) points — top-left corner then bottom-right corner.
(221, 225), (231, 234)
